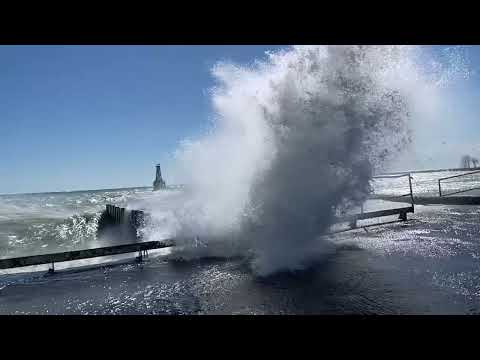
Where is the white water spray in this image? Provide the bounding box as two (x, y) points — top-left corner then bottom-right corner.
(138, 45), (468, 276)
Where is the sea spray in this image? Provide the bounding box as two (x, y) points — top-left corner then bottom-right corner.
(139, 45), (468, 275)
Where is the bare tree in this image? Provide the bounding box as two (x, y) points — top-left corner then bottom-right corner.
(461, 155), (472, 168)
(472, 157), (479, 168)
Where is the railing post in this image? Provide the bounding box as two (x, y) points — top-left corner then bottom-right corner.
(438, 179), (442, 197)
(350, 219), (357, 229)
(408, 174), (414, 205)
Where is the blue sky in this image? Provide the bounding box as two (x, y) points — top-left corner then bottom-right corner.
(0, 45), (285, 194)
(0, 45), (479, 194)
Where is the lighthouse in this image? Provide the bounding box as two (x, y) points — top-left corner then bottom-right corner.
(153, 164), (166, 191)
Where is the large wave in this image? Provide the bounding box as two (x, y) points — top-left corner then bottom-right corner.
(139, 45), (468, 276)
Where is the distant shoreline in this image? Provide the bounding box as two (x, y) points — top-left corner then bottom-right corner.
(0, 184), (185, 197)
(0, 186), (151, 197)
(2, 167), (479, 196)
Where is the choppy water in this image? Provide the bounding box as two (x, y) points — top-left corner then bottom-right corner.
(1, 171), (480, 314)
(0, 187), (158, 259)
(4, 170), (473, 259)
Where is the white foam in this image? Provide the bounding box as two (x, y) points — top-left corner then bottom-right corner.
(135, 46), (467, 275)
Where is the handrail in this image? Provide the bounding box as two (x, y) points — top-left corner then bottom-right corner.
(439, 186), (480, 197)
(438, 169), (480, 182)
(333, 205), (414, 233)
(372, 173), (414, 205)
(336, 206), (414, 223)
(373, 173), (411, 179)
(438, 170), (480, 197)
(0, 239), (175, 270)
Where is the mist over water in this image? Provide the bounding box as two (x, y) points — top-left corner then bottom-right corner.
(140, 46), (467, 275)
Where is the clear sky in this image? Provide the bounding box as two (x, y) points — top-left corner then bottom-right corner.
(0, 45), (479, 194)
(0, 45), (285, 194)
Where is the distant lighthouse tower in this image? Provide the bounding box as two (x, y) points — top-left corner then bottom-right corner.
(153, 164), (166, 191)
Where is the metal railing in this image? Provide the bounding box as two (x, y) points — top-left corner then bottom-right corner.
(331, 173), (415, 233)
(372, 173), (414, 205)
(0, 239), (175, 271)
(0, 205), (172, 272)
(438, 169), (480, 197)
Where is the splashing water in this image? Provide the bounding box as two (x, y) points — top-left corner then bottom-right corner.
(139, 45), (468, 276)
